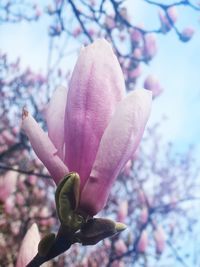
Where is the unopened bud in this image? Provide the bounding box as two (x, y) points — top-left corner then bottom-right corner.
(74, 218), (127, 245)
(180, 27), (195, 42)
(154, 225), (165, 254)
(137, 230), (148, 253)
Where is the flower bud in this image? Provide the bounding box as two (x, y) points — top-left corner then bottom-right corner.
(117, 200), (128, 223)
(144, 75), (163, 98)
(143, 34), (157, 59)
(167, 6), (178, 24)
(154, 225), (165, 254)
(139, 206), (148, 225)
(180, 27), (195, 42)
(115, 239), (127, 255)
(74, 218), (127, 245)
(137, 230), (148, 253)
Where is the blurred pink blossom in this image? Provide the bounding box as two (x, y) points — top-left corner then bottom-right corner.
(167, 6), (178, 24)
(22, 39), (152, 216)
(138, 189), (146, 205)
(143, 34), (157, 59)
(1, 130), (15, 145)
(180, 27), (195, 42)
(154, 225), (166, 254)
(139, 206), (148, 224)
(129, 65), (142, 79)
(117, 200), (128, 222)
(115, 239), (127, 255)
(73, 27), (82, 37)
(0, 171), (18, 202)
(144, 75), (163, 98)
(137, 230), (148, 253)
(131, 29), (142, 44)
(16, 193), (25, 206)
(105, 16), (115, 30)
(159, 11), (172, 33)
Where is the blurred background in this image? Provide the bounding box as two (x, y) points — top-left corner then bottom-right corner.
(0, 0), (200, 266)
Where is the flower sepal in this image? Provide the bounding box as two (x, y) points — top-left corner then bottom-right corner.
(73, 218), (127, 245)
(55, 172), (85, 231)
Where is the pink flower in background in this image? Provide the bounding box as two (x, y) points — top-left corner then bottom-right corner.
(167, 6), (178, 24)
(139, 206), (148, 225)
(115, 239), (127, 255)
(0, 171), (18, 202)
(117, 200), (128, 223)
(137, 230), (148, 253)
(180, 27), (195, 42)
(16, 224), (40, 267)
(22, 39), (152, 216)
(144, 75), (163, 98)
(143, 34), (157, 59)
(154, 225), (166, 254)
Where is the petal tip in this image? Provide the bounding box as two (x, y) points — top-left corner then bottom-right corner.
(22, 107), (29, 120)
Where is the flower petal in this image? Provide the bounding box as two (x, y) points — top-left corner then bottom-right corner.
(64, 39), (125, 189)
(21, 109), (68, 184)
(16, 223), (40, 267)
(45, 86), (68, 160)
(80, 89), (152, 215)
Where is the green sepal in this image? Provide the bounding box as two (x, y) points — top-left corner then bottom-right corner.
(38, 233), (56, 257)
(73, 218), (127, 245)
(55, 172), (84, 231)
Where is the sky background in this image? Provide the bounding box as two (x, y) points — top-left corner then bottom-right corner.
(1, 0), (200, 156)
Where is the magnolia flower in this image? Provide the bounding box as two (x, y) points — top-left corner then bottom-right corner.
(137, 230), (148, 253)
(0, 171), (18, 202)
(144, 75), (163, 98)
(22, 39), (152, 216)
(143, 34), (157, 59)
(180, 27), (195, 42)
(16, 224), (40, 267)
(167, 6), (178, 24)
(139, 206), (148, 225)
(154, 225), (166, 254)
(117, 200), (128, 223)
(115, 239), (127, 255)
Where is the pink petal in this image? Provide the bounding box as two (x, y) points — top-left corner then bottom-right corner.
(0, 171), (18, 202)
(80, 89), (152, 215)
(16, 223), (40, 267)
(45, 86), (68, 160)
(64, 39), (125, 189)
(21, 109), (68, 184)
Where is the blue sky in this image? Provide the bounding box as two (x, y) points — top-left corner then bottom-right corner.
(1, 0), (200, 156)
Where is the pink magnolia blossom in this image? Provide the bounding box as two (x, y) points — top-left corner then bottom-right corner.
(154, 225), (166, 254)
(137, 230), (148, 253)
(144, 75), (163, 98)
(139, 206), (148, 225)
(117, 200), (128, 222)
(159, 11), (172, 33)
(138, 189), (146, 205)
(0, 171), (18, 202)
(143, 34), (157, 59)
(115, 239), (127, 255)
(16, 224), (40, 267)
(22, 39), (152, 216)
(129, 65), (142, 79)
(167, 6), (178, 24)
(180, 27), (195, 42)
